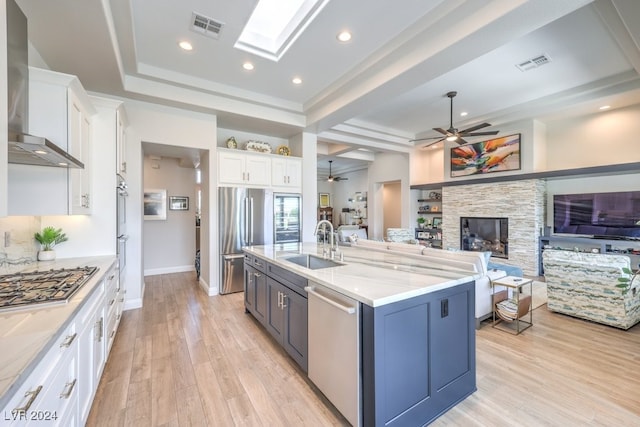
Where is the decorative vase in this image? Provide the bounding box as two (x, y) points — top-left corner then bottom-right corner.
(38, 250), (56, 261)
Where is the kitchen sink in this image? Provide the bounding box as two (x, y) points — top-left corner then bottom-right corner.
(284, 254), (344, 270)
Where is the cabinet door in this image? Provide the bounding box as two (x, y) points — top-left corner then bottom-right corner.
(116, 108), (127, 176)
(271, 157), (288, 186)
(282, 288), (308, 372)
(245, 153), (271, 186)
(218, 151), (247, 184)
(285, 158), (302, 189)
(254, 270), (268, 324)
(244, 264), (257, 314)
(68, 90), (92, 214)
(265, 278), (285, 342)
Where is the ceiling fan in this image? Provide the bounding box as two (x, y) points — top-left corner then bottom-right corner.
(326, 160), (348, 182)
(411, 91), (499, 147)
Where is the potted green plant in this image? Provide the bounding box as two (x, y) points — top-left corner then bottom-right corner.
(417, 217), (426, 229)
(617, 267), (639, 295)
(34, 226), (68, 261)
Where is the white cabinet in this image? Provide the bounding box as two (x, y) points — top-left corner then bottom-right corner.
(116, 106), (128, 176)
(0, 263), (121, 427)
(1, 322), (79, 426)
(8, 67), (96, 215)
(77, 283), (105, 425)
(271, 157), (302, 191)
(218, 149), (271, 186)
(68, 89), (93, 214)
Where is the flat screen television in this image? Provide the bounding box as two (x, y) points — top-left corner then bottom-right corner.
(553, 191), (640, 239)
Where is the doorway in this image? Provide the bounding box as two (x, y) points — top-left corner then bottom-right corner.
(382, 181), (401, 238)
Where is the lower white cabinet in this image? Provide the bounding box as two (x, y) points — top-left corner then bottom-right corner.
(1, 262), (121, 426)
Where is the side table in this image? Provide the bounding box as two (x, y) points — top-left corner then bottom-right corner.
(491, 276), (533, 335)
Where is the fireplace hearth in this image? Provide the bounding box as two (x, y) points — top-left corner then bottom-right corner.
(461, 217), (508, 259)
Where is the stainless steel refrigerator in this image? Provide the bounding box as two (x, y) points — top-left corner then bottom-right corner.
(218, 187), (271, 294)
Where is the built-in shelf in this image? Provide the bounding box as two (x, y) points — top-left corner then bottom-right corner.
(411, 162), (640, 190)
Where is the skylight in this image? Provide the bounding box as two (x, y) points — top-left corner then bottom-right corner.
(235, 0), (330, 61)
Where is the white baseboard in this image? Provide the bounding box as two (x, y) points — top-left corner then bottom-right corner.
(199, 277), (219, 296)
(144, 265), (195, 276)
(124, 298), (143, 310)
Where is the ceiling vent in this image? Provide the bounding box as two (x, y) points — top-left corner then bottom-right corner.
(191, 12), (224, 39)
(516, 54), (551, 72)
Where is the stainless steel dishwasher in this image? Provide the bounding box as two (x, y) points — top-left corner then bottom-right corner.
(305, 282), (361, 427)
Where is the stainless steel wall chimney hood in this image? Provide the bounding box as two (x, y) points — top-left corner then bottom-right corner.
(6, 0), (84, 169)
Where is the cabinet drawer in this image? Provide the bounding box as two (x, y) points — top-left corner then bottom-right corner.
(36, 347), (78, 425)
(266, 263), (307, 296)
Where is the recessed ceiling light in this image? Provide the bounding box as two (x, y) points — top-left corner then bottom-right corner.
(292, 77), (302, 85)
(460, 112), (468, 117)
(179, 41), (193, 51)
(599, 105), (610, 110)
(337, 31), (352, 42)
(243, 62), (255, 71)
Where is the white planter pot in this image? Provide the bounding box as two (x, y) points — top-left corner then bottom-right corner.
(38, 250), (56, 261)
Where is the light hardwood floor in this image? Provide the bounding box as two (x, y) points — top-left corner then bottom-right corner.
(87, 272), (640, 426)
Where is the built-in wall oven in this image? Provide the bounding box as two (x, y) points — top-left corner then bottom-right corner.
(116, 175), (128, 284)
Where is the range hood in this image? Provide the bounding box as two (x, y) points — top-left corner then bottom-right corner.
(6, 0), (84, 169)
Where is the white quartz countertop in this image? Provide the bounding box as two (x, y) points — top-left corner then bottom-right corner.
(0, 256), (117, 409)
(244, 243), (479, 307)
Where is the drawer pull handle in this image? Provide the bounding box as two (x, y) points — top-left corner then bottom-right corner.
(109, 299), (115, 306)
(60, 333), (77, 348)
(14, 385), (43, 413)
(254, 273), (262, 278)
(110, 330), (116, 339)
(108, 274), (115, 280)
(60, 379), (77, 399)
(119, 297), (125, 302)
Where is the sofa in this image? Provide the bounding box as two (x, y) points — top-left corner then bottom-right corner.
(542, 249), (640, 329)
(351, 240), (513, 327)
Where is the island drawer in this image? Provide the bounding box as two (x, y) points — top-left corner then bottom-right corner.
(245, 253), (267, 273)
(266, 262), (307, 297)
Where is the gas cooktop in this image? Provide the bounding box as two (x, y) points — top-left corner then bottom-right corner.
(0, 266), (99, 312)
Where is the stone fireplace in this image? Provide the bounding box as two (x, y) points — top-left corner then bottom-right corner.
(442, 179), (546, 276)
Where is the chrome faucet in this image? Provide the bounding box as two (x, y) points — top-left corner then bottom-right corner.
(314, 220), (337, 258)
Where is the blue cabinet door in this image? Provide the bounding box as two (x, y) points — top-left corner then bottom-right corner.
(244, 264), (256, 314)
(282, 288), (308, 372)
(266, 277), (285, 342)
(254, 270), (268, 324)
(362, 281), (476, 427)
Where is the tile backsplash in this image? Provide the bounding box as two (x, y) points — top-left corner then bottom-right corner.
(0, 217), (41, 274)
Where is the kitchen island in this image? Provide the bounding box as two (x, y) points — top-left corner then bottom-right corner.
(244, 242), (478, 427)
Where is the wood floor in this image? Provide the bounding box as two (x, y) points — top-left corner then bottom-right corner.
(87, 272), (640, 426)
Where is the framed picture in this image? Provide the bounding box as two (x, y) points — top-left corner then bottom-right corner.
(319, 193), (331, 208)
(432, 217), (443, 229)
(169, 196), (189, 211)
(450, 133), (521, 177)
(144, 189), (167, 220)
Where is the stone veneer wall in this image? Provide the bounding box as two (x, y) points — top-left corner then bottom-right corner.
(442, 179), (546, 276)
(0, 217), (40, 274)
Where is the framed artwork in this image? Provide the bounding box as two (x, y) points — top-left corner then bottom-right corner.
(169, 196), (189, 211)
(319, 193), (331, 208)
(144, 189), (167, 220)
(432, 217), (443, 229)
(450, 133), (521, 177)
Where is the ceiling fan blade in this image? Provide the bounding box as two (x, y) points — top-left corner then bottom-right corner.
(456, 137), (470, 145)
(335, 177), (349, 181)
(410, 135), (446, 142)
(420, 138), (445, 149)
(459, 122), (492, 134)
(432, 127), (450, 136)
(464, 131), (500, 136)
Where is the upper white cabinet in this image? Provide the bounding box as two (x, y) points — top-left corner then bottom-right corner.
(8, 67), (96, 215)
(271, 156), (302, 191)
(218, 149), (271, 186)
(116, 105), (128, 176)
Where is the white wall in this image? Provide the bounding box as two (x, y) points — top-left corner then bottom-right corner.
(123, 98), (216, 303)
(143, 156), (196, 275)
(545, 104), (640, 170)
(322, 169), (368, 227)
